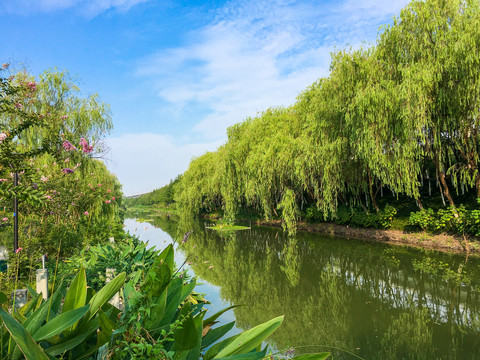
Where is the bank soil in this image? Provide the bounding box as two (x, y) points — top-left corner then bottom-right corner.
(257, 220), (480, 256)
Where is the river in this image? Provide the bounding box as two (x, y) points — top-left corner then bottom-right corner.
(124, 213), (480, 359)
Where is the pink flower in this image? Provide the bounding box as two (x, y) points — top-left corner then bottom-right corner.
(62, 140), (76, 151)
(15, 103), (22, 109)
(0, 179), (7, 182)
(112, 197), (115, 200)
(61, 115), (68, 119)
(79, 138), (93, 154)
(97, 184), (102, 187)
(107, 189), (111, 193)
(0, 133), (6, 143)
(62, 168), (74, 174)
(27, 82), (37, 91)
(2, 217), (8, 222)
(105, 200), (111, 204)
(41, 176), (48, 182)
(45, 195), (52, 200)
(84, 211), (89, 216)
(15, 247), (23, 254)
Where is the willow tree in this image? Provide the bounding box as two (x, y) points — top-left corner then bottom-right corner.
(342, 47), (425, 210)
(221, 107), (304, 232)
(175, 148), (226, 215)
(296, 64), (370, 216)
(377, 0), (480, 206)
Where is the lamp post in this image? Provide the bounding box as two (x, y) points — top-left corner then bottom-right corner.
(13, 169), (18, 252)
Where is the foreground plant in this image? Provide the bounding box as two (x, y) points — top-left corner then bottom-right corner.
(109, 244), (329, 360)
(0, 268), (125, 359)
(0, 240), (330, 359)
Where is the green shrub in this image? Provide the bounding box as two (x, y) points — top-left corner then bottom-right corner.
(409, 199), (480, 236)
(303, 205), (324, 222)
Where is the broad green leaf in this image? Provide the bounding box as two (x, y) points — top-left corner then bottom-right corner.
(45, 318), (99, 356)
(63, 268), (87, 313)
(292, 353), (331, 360)
(153, 244), (174, 271)
(0, 291), (8, 304)
(97, 309), (116, 346)
(33, 305), (89, 341)
(26, 286), (38, 298)
(185, 312), (205, 360)
(202, 321), (235, 349)
(204, 334), (239, 360)
(215, 350), (267, 360)
(13, 311), (27, 324)
(174, 303), (199, 351)
(148, 262), (171, 297)
(87, 272), (126, 320)
(23, 282), (63, 333)
(48, 281), (67, 318)
(144, 288), (167, 331)
(85, 287), (95, 304)
(180, 278), (197, 303)
(0, 308), (50, 360)
(102, 303), (121, 324)
(203, 305), (239, 327)
(214, 316), (284, 358)
(11, 286), (63, 360)
(159, 281), (183, 327)
(19, 294), (42, 319)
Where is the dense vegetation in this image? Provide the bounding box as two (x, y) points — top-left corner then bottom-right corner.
(134, 0), (480, 237)
(0, 234), (327, 359)
(125, 177), (179, 208)
(0, 65), (125, 291)
(0, 66), (324, 360)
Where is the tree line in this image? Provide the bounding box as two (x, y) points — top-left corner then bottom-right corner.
(139, 0), (480, 235)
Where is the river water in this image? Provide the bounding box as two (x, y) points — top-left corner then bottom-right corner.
(124, 213), (480, 359)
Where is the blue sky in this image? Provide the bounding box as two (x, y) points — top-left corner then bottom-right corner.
(1, 0), (410, 195)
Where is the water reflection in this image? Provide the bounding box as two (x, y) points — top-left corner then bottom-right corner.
(128, 213), (480, 359)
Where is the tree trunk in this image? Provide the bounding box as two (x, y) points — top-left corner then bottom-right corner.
(438, 169), (455, 208)
(367, 168), (380, 213)
(431, 148), (455, 208)
(476, 173), (480, 198)
(416, 198), (424, 210)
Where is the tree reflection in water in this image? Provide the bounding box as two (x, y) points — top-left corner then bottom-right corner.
(137, 214), (480, 359)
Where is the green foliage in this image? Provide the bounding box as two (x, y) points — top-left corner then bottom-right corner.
(165, 0), (480, 237)
(303, 205), (323, 223)
(55, 235), (159, 291)
(126, 177), (180, 207)
(0, 65), (124, 281)
(277, 189), (299, 235)
(409, 200), (480, 236)
(409, 209), (437, 232)
(0, 269), (126, 359)
(104, 243), (307, 360)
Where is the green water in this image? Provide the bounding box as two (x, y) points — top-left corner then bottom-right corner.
(129, 213), (480, 359)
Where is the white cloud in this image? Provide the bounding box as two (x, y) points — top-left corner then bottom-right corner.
(136, 0), (409, 141)
(2, 0), (150, 16)
(105, 133), (223, 195)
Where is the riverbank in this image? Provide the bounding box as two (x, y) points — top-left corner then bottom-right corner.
(125, 204), (480, 256)
(256, 219), (480, 256)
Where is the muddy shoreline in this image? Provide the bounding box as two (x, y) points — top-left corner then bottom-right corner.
(255, 219), (480, 256)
